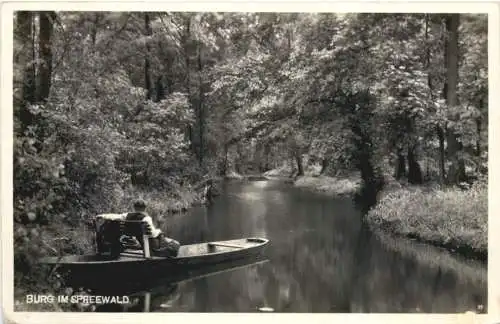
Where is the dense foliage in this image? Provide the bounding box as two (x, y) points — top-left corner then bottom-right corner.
(13, 12), (487, 299)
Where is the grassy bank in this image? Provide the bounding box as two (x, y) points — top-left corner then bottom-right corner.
(126, 185), (203, 215)
(264, 163), (362, 196)
(293, 175), (361, 196)
(366, 180), (487, 260)
(224, 171), (268, 181)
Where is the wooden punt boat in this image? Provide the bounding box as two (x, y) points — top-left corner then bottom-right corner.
(40, 237), (269, 286)
(91, 257), (269, 295)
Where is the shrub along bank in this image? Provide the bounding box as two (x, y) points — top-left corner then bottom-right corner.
(13, 184), (206, 311)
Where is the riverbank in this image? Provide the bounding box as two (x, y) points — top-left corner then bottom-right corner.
(129, 186), (203, 215)
(263, 165), (362, 196)
(366, 180), (487, 261)
(15, 184), (206, 258)
(289, 173), (487, 261)
(293, 175), (361, 197)
(225, 171), (269, 181)
(13, 183), (207, 311)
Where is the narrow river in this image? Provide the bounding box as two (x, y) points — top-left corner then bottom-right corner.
(96, 179), (487, 313)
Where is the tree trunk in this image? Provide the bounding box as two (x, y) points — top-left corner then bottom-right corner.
(156, 19), (174, 96)
(425, 14), (446, 184)
(91, 14), (101, 99)
(183, 16), (195, 155)
(407, 146), (423, 184)
(90, 13), (99, 47)
(221, 143), (229, 176)
(15, 11), (36, 130)
(155, 76), (164, 102)
(295, 152), (304, 177)
(476, 98), (483, 158)
(355, 150), (384, 215)
(197, 42), (205, 164)
(444, 14), (466, 184)
(289, 156), (295, 177)
(144, 13), (152, 100)
(437, 125), (446, 183)
(320, 158), (328, 175)
(165, 53), (174, 95)
(235, 143), (243, 174)
(36, 11), (56, 103)
(347, 91), (384, 214)
(394, 150), (406, 180)
(262, 143), (271, 172)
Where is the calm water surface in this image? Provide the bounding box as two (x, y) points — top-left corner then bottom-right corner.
(97, 179), (487, 313)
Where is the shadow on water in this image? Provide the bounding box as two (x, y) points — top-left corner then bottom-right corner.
(81, 179), (485, 313)
(91, 258), (270, 312)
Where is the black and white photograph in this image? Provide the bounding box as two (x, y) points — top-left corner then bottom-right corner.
(2, 2), (495, 318)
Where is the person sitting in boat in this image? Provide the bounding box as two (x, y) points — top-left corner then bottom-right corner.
(203, 179), (214, 205)
(96, 200), (180, 257)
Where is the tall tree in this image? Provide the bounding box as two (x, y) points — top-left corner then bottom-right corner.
(444, 14), (466, 184)
(144, 12), (153, 100)
(14, 11), (36, 131)
(36, 11), (56, 103)
(182, 14), (195, 154)
(196, 35), (205, 164)
(425, 15), (446, 183)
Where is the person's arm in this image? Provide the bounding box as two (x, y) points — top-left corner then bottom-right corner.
(142, 215), (162, 237)
(95, 213), (127, 221)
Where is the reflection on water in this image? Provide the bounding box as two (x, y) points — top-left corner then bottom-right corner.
(95, 286), (179, 312)
(98, 180), (487, 313)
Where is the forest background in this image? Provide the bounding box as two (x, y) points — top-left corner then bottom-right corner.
(12, 11), (488, 305)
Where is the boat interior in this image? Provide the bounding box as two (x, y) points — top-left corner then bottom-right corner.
(41, 238), (268, 264)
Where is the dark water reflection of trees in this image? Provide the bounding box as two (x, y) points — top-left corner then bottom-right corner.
(98, 180), (486, 313)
